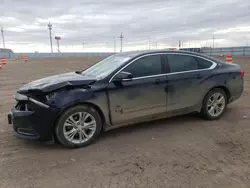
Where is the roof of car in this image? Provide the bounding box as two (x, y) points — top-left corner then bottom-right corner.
(120, 50), (202, 57)
(119, 49), (220, 62)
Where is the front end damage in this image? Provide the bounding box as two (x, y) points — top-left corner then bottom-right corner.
(8, 72), (97, 142)
(8, 92), (59, 141)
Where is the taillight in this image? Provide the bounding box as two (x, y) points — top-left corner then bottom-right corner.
(240, 70), (244, 78)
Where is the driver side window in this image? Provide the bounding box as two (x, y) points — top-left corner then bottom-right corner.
(122, 55), (162, 78)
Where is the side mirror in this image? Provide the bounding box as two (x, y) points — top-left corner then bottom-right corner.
(113, 71), (133, 82)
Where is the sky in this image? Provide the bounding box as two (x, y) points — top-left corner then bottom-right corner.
(0, 0), (250, 52)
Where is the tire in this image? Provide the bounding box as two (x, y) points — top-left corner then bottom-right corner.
(55, 105), (102, 148)
(200, 88), (228, 120)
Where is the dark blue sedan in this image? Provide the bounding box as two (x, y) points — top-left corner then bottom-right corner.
(8, 50), (244, 148)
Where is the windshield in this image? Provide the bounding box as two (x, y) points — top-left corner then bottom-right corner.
(81, 54), (131, 79)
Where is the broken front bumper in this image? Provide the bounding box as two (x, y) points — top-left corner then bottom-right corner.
(8, 94), (59, 141)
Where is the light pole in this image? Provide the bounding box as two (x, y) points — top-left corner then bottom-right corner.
(48, 22), (53, 53)
(82, 43), (85, 51)
(119, 32), (124, 52)
(113, 37), (116, 52)
(55, 36), (61, 52)
(213, 36), (215, 48)
(1, 27), (5, 49)
(148, 37), (151, 50)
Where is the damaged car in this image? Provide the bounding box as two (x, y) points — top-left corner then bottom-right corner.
(8, 50), (244, 148)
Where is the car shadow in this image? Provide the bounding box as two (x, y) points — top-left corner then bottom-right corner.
(20, 113), (200, 150)
(20, 107), (239, 150)
(100, 106), (241, 141)
(20, 139), (65, 150)
(100, 113), (202, 140)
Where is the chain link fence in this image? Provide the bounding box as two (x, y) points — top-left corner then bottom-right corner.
(201, 46), (250, 56)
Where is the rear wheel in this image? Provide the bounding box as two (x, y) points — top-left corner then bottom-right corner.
(55, 105), (102, 148)
(201, 88), (227, 120)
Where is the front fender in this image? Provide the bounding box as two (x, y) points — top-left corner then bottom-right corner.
(53, 88), (94, 108)
(52, 88), (111, 127)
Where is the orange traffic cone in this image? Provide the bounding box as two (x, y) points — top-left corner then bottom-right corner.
(1, 57), (6, 65)
(24, 56), (28, 63)
(225, 54), (233, 63)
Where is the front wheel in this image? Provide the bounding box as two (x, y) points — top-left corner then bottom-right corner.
(55, 105), (102, 148)
(201, 88), (227, 120)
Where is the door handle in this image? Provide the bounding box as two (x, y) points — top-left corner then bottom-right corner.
(154, 79), (160, 84)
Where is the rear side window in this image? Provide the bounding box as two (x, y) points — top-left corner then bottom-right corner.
(196, 57), (213, 69)
(123, 55), (162, 78)
(166, 54), (198, 73)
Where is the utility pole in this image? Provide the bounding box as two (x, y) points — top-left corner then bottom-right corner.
(178, 40), (181, 49)
(1, 27), (5, 49)
(48, 22), (53, 53)
(148, 37), (151, 50)
(82, 43), (84, 51)
(113, 37), (116, 52)
(119, 32), (124, 52)
(57, 39), (60, 52)
(213, 36), (215, 48)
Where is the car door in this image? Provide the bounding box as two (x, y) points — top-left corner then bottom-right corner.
(107, 54), (168, 125)
(164, 54), (213, 113)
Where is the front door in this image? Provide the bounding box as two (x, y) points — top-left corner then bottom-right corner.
(107, 54), (167, 125)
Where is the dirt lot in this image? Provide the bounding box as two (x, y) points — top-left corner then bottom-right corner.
(0, 56), (250, 188)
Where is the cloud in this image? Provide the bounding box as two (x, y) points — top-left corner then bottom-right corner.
(0, 0), (250, 52)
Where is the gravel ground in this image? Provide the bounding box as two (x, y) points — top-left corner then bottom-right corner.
(0, 56), (250, 188)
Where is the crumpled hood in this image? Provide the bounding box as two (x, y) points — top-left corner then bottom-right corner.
(17, 72), (97, 94)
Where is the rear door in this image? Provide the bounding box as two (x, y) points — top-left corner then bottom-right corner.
(164, 54), (214, 112)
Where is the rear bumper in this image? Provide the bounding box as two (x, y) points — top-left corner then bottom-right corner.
(228, 93), (242, 104)
(228, 82), (244, 104)
(8, 98), (59, 141)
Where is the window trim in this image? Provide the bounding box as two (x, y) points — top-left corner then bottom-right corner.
(119, 54), (164, 79)
(109, 52), (217, 83)
(196, 56), (214, 70)
(164, 54), (213, 74)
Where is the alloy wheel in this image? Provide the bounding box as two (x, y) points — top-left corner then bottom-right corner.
(63, 112), (97, 144)
(206, 92), (226, 117)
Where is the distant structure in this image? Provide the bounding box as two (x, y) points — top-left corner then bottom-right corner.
(179, 48), (201, 53)
(0, 48), (14, 58)
(0, 48), (13, 53)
